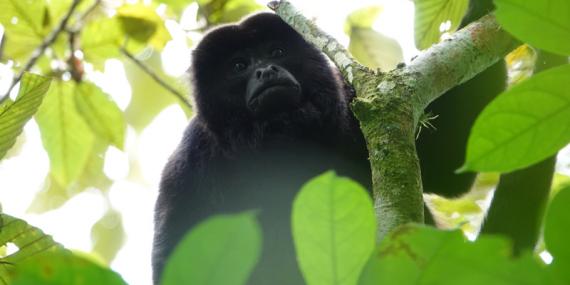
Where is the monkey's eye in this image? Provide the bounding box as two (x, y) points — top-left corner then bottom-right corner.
(233, 61), (247, 73)
(270, 48), (284, 58)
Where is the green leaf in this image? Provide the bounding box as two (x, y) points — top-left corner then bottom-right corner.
(0, 213), (66, 284)
(413, 0), (469, 50)
(27, 142), (112, 214)
(74, 82), (126, 149)
(292, 171), (376, 285)
(359, 225), (552, 285)
(117, 4), (172, 51)
(544, 187), (570, 283)
(35, 80), (96, 188)
(162, 212), (262, 285)
(544, 186), (570, 260)
(47, 0), (92, 23)
(91, 209), (126, 265)
(200, 0), (263, 25)
(0, 73), (51, 160)
(0, 214), (66, 261)
(0, 0), (47, 60)
(348, 28), (404, 72)
(462, 64), (570, 172)
(495, 0), (570, 56)
(26, 173), (71, 213)
(10, 252), (127, 285)
(81, 17), (123, 70)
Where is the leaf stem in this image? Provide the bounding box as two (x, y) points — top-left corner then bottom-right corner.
(119, 47), (192, 110)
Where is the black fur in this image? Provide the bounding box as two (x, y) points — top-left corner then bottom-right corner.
(152, 13), (371, 284)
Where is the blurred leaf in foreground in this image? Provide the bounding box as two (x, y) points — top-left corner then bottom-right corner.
(293, 171), (376, 285)
(0, 213), (65, 284)
(359, 224), (554, 285)
(162, 212), (262, 285)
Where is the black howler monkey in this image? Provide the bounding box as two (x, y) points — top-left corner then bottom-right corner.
(152, 13), (371, 285)
(154, 1), (528, 283)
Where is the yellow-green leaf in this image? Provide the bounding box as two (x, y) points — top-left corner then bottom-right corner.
(27, 142), (112, 214)
(0, 0), (47, 60)
(35, 81), (95, 187)
(349, 28), (403, 72)
(74, 82), (126, 149)
(0, 73), (51, 160)
(200, 0), (263, 25)
(81, 18), (123, 70)
(344, 6), (382, 35)
(117, 4), (172, 51)
(413, 0), (469, 50)
(91, 209), (126, 265)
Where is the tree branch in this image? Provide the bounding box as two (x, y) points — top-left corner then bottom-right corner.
(0, 0), (83, 104)
(268, 0), (365, 84)
(268, 0), (519, 240)
(119, 47), (192, 110)
(400, 15), (518, 117)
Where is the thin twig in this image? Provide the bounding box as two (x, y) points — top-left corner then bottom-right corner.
(72, 0), (102, 32)
(0, 0), (83, 104)
(119, 47), (192, 109)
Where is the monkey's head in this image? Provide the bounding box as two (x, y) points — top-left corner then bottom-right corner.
(191, 13), (348, 135)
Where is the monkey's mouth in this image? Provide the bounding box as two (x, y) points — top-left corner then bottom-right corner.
(248, 82), (302, 114)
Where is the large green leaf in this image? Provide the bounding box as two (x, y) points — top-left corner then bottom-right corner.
(74, 82), (126, 149)
(0, 0), (47, 60)
(359, 225), (553, 285)
(162, 212), (262, 285)
(462, 64), (570, 172)
(413, 0), (469, 50)
(0, 213), (66, 284)
(10, 252), (127, 285)
(35, 81), (95, 188)
(0, 73), (51, 160)
(495, 0), (570, 56)
(292, 172), (376, 285)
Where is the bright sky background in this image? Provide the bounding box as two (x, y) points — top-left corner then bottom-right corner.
(4, 0), (565, 284)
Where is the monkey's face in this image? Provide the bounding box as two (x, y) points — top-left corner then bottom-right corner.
(228, 43), (303, 117)
(191, 13), (342, 130)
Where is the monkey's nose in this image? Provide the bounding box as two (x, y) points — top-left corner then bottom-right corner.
(255, 65), (279, 80)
